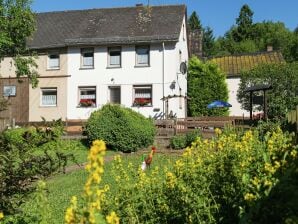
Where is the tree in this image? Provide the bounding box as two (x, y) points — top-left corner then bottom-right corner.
(232, 4), (254, 42)
(187, 56), (229, 116)
(237, 62), (298, 120)
(0, 0), (38, 87)
(202, 26), (215, 57)
(188, 11), (202, 31)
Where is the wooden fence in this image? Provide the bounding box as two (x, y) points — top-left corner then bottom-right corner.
(0, 117), (10, 132)
(287, 106), (298, 134)
(155, 116), (248, 139)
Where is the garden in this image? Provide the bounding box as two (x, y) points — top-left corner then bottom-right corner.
(0, 104), (297, 224)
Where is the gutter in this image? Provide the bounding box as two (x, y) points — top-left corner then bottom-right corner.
(162, 42), (165, 117)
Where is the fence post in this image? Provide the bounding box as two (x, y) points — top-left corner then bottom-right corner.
(174, 118), (177, 136)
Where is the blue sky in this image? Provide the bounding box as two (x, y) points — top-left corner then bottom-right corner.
(32, 0), (298, 37)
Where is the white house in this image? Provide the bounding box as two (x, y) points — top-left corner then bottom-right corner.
(210, 50), (285, 117)
(0, 5), (189, 122)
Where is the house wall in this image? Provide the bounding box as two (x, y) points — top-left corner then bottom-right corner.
(29, 77), (67, 121)
(226, 77), (249, 117)
(0, 78), (29, 122)
(0, 49), (68, 78)
(66, 16), (188, 120)
(0, 49), (69, 122)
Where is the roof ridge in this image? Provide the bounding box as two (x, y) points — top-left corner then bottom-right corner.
(35, 4), (186, 15)
(209, 50), (282, 60)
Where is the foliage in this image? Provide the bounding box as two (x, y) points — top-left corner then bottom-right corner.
(97, 127), (297, 223)
(232, 4), (254, 42)
(169, 135), (186, 149)
(170, 130), (201, 149)
(65, 140), (118, 224)
(187, 56), (229, 116)
(213, 4), (298, 62)
(0, 0), (38, 87)
(85, 104), (155, 152)
(187, 11), (202, 31)
(0, 126), (76, 215)
(202, 26), (216, 57)
(237, 62), (298, 121)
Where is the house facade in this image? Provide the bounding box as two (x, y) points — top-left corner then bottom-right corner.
(0, 5), (188, 122)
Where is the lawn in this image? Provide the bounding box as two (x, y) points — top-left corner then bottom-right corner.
(21, 151), (178, 224)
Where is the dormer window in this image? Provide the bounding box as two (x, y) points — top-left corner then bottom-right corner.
(48, 52), (60, 69)
(81, 48), (94, 68)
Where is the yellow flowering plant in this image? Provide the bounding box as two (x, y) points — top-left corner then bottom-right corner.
(65, 140), (119, 224)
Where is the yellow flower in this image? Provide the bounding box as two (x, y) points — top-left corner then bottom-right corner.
(264, 179), (272, 187)
(65, 207), (75, 224)
(215, 128), (222, 135)
(244, 193), (256, 202)
(106, 211), (120, 224)
(0, 212), (4, 219)
(290, 150), (297, 158)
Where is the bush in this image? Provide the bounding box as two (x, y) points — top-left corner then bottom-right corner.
(170, 135), (186, 149)
(99, 127), (297, 223)
(85, 104), (155, 152)
(170, 130), (201, 149)
(0, 126), (75, 215)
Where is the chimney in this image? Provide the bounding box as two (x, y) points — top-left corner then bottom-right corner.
(267, 45), (273, 52)
(188, 29), (203, 58)
(136, 3), (143, 7)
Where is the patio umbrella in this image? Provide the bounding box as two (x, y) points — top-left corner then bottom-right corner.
(207, 100), (232, 109)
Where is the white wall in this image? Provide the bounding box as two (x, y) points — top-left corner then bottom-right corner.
(66, 16), (188, 120)
(226, 77), (249, 117)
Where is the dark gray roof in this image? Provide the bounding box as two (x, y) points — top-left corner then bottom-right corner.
(27, 5), (186, 49)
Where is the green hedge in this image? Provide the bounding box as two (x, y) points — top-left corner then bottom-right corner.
(85, 104), (156, 152)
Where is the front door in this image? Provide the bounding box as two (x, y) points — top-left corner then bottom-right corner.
(109, 86), (121, 104)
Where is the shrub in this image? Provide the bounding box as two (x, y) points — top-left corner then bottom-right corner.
(100, 127), (297, 223)
(185, 129), (201, 146)
(0, 127), (75, 215)
(170, 135), (186, 149)
(85, 104), (155, 152)
(170, 130), (201, 149)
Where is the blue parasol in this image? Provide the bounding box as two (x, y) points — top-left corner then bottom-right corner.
(207, 100), (232, 109)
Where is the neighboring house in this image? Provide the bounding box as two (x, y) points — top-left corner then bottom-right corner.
(210, 50), (285, 116)
(0, 4), (188, 122)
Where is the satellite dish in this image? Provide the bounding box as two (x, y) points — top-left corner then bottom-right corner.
(180, 62), (187, 74)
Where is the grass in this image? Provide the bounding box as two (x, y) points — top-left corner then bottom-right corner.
(21, 152), (178, 224)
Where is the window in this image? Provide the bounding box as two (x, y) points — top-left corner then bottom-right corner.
(81, 48), (94, 68)
(48, 52), (60, 69)
(133, 85), (152, 106)
(136, 46), (149, 66)
(41, 88), (57, 106)
(3, 85), (16, 97)
(78, 87), (96, 107)
(108, 47), (121, 67)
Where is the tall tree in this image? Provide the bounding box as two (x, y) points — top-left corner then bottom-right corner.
(0, 0), (38, 87)
(232, 4), (254, 42)
(202, 26), (215, 57)
(188, 11), (202, 31)
(187, 56), (229, 116)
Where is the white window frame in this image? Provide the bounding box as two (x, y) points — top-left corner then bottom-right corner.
(133, 85), (152, 107)
(81, 48), (94, 68)
(78, 86), (96, 107)
(47, 52), (60, 70)
(108, 47), (121, 68)
(40, 88), (57, 107)
(135, 45), (150, 66)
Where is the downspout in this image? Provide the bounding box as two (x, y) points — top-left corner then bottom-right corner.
(162, 42), (165, 118)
